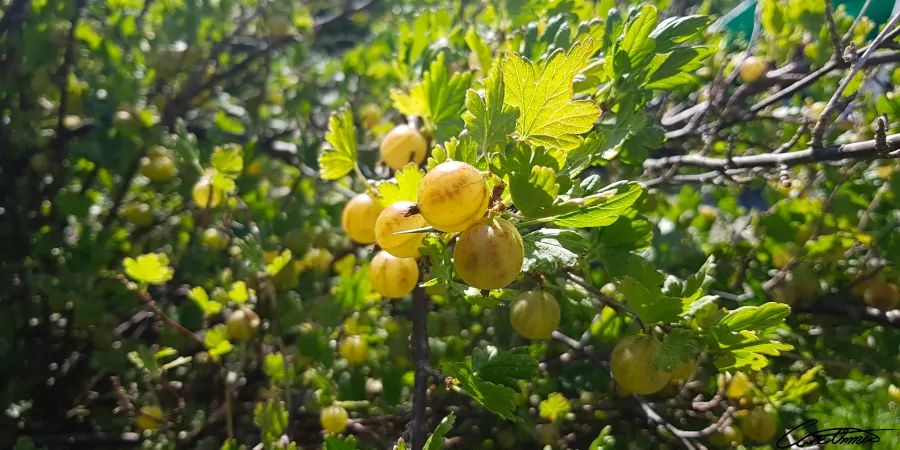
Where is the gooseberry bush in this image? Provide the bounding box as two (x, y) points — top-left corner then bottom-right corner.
(1, 1), (899, 450)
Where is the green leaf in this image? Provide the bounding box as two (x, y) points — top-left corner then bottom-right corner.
(618, 5), (657, 65)
(589, 425), (615, 450)
(616, 276), (681, 325)
(465, 27), (492, 72)
(472, 346), (539, 389)
(717, 303), (791, 332)
(427, 136), (480, 170)
(654, 329), (702, 371)
(522, 229), (587, 273)
(123, 253), (174, 285)
(560, 132), (602, 178)
(391, 53), (472, 143)
(552, 182), (643, 228)
(325, 436), (358, 450)
(319, 107), (358, 180)
(227, 281), (252, 304)
(211, 145), (243, 177)
(204, 325), (233, 359)
(442, 346), (537, 421)
(214, 111), (245, 135)
(650, 15), (711, 52)
(463, 64), (518, 154)
(423, 413), (456, 450)
(712, 330), (794, 371)
(681, 256), (716, 303)
(502, 39), (600, 150)
(254, 399), (288, 444)
(266, 250), (292, 276)
(378, 163), (425, 206)
(505, 144), (561, 217)
(189, 286), (223, 316)
(539, 393), (571, 422)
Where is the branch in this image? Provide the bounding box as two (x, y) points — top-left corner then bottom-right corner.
(410, 283), (430, 450)
(566, 273), (646, 331)
(0, 0), (30, 38)
(749, 26), (900, 115)
(812, 12), (900, 147)
(644, 133), (900, 172)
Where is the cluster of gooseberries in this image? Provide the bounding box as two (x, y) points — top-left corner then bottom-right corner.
(337, 123), (568, 344)
(340, 125), (525, 302)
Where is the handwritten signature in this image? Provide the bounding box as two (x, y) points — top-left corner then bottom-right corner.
(776, 419), (895, 448)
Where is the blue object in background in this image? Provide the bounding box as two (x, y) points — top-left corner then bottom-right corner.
(717, 0), (899, 41)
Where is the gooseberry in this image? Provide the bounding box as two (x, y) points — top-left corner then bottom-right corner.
(341, 193), (383, 244)
(863, 280), (899, 311)
(339, 335), (369, 365)
(740, 407), (778, 443)
(509, 290), (560, 340)
(380, 124), (427, 171)
(374, 201), (427, 257)
(452, 218), (523, 290)
(320, 405), (349, 434)
(610, 334), (671, 395)
(369, 250), (418, 298)
(121, 203), (154, 227)
(739, 56), (767, 83)
(226, 307), (260, 342)
(417, 161), (490, 232)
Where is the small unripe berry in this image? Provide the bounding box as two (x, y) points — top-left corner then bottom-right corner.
(339, 335), (369, 365)
(121, 203), (154, 227)
(380, 124), (427, 171)
(226, 307), (260, 341)
(510, 290), (560, 340)
(611, 334), (671, 395)
(202, 228), (228, 250)
(740, 407), (778, 443)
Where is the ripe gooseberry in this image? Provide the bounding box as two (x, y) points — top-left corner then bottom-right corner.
(610, 334), (671, 395)
(739, 56), (767, 83)
(374, 201), (427, 257)
(740, 407), (778, 443)
(339, 335), (369, 365)
(136, 405), (164, 431)
(417, 161), (490, 232)
(380, 124), (427, 171)
(863, 280), (899, 311)
(369, 250), (418, 298)
(226, 307), (260, 341)
(341, 193), (383, 244)
(192, 176), (223, 208)
(453, 217), (523, 290)
(509, 290), (560, 340)
(320, 405), (349, 434)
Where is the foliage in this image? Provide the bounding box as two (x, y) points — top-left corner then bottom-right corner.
(1, 0), (898, 449)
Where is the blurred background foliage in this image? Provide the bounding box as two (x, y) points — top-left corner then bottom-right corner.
(0, 0), (898, 449)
